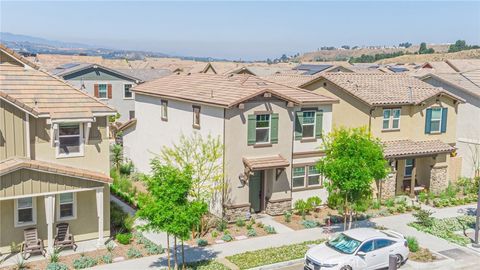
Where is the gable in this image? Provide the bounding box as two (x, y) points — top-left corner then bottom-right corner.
(0, 51), (24, 67)
(63, 66), (138, 82)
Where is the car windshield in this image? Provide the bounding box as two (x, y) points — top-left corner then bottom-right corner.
(326, 233), (361, 254)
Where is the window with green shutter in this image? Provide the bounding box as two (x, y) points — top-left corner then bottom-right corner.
(315, 110), (323, 138)
(247, 115), (256, 145)
(425, 107), (447, 134)
(295, 109), (323, 140)
(270, 113), (279, 144)
(247, 113), (278, 145)
(294, 111), (303, 140)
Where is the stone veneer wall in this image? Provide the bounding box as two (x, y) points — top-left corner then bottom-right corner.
(265, 199), (291, 216)
(380, 171), (397, 199)
(223, 204), (250, 222)
(430, 165), (448, 194)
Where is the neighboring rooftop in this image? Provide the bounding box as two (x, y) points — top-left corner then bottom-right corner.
(383, 139), (455, 158)
(50, 62), (143, 82)
(261, 74), (316, 88)
(132, 73), (338, 108)
(313, 73), (464, 106)
(0, 45), (115, 119)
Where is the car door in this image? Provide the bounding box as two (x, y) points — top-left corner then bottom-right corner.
(372, 239), (396, 269)
(355, 240), (379, 270)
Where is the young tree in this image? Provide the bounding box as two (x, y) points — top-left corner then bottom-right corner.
(111, 144), (123, 171)
(318, 127), (388, 230)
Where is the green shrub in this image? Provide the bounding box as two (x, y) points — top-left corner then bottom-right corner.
(73, 256), (97, 269)
(116, 233), (132, 245)
(409, 215), (475, 246)
(283, 211), (292, 223)
(371, 200), (381, 209)
(406, 236), (419, 252)
(221, 233), (233, 242)
(127, 247), (143, 258)
(196, 238), (208, 247)
(10, 242), (21, 254)
(110, 201), (131, 233)
(106, 241), (116, 252)
(211, 230), (218, 238)
(145, 243), (163, 255)
(100, 253), (113, 264)
(119, 161), (134, 175)
(418, 192), (428, 203)
(216, 219), (227, 232)
(246, 222), (253, 230)
(235, 218), (246, 227)
(46, 263), (68, 270)
(301, 219), (318, 229)
(412, 209), (434, 227)
(396, 205), (406, 213)
(387, 207), (396, 214)
(384, 198), (395, 207)
(306, 196), (322, 209)
(247, 229), (257, 237)
(294, 199), (309, 218)
(264, 225), (276, 234)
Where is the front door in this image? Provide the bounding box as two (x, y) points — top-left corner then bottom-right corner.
(249, 171), (264, 213)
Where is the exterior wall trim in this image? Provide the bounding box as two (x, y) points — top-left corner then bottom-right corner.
(292, 151), (325, 159)
(0, 187), (103, 201)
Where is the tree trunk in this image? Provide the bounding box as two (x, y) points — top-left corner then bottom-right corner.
(343, 194), (348, 231)
(174, 237), (178, 270)
(378, 179), (383, 203)
(181, 240), (185, 270)
(348, 209), (353, 230)
(167, 234), (171, 270)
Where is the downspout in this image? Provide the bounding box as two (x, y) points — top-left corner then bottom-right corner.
(222, 108), (226, 219)
(24, 112), (31, 158)
(368, 107), (375, 134)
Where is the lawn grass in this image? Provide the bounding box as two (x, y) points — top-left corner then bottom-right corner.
(226, 239), (325, 269)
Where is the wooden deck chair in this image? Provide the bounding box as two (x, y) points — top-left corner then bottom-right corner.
(21, 228), (45, 259)
(54, 223), (77, 251)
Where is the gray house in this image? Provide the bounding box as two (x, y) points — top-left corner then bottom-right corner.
(52, 63), (143, 122)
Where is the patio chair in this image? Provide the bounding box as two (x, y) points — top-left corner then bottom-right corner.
(54, 223), (77, 251)
(21, 227), (45, 259)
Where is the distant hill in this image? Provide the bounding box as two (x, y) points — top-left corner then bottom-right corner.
(376, 48), (480, 64)
(1, 32), (94, 49)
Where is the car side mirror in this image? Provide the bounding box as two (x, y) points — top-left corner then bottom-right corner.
(357, 251), (367, 257)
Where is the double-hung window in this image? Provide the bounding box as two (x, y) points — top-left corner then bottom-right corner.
(292, 165), (322, 189)
(124, 84), (133, 99)
(382, 108), (401, 130)
(255, 114), (270, 144)
(57, 123), (83, 157)
(192, 106), (201, 128)
(430, 108), (442, 133)
(302, 111), (316, 138)
(98, 84), (108, 99)
(405, 159), (414, 177)
(57, 193), (76, 220)
(15, 197), (36, 227)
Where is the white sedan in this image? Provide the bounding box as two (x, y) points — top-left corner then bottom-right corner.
(305, 228), (409, 270)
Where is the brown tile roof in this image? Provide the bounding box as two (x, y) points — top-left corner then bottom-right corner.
(312, 73), (464, 106)
(445, 59), (480, 73)
(133, 73), (337, 108)
(0, 157), (112, 184)
(243, 155), (290, 170)
(0, 47), (116, 118)
(261, 74), (316, 88)
(383, 139), (455, 158)
(117, 118), (137, 131)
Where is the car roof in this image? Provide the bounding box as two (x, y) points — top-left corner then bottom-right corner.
(343, 228), (387, 242)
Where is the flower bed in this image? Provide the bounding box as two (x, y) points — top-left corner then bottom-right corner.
(417, 178), (479, 208)
(226, 239), (325, 270)
(408, 215), (476, 246)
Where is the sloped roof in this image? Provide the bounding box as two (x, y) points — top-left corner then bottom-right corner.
(243, 155), (290, 170)
(383, 140), (455, 158)
(309, 73), (464, 106)
(445, 59), (480, 72)
(421, 72), (480, 98)
(0, 46), (116, 118)
(261, 74), (316, 88)
(51, 62), (143, 82)
(116, 68), (172, 82)
(132, 73), (337, 108)
(0, 157), (112, 183)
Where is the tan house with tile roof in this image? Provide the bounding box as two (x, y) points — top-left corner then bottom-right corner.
(0, 44), (115, 254)
(121, 73), (337, 220)
(300, 73), (464, 198)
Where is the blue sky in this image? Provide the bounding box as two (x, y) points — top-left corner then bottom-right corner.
(1, 1), (479, 60)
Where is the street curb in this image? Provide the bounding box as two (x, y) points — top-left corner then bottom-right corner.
(248, 258), (303, 270)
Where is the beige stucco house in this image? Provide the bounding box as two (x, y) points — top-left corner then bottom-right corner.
(0, 45), (116, 254)
(297, 73), (465, 198)
(121, 73), (337, 221)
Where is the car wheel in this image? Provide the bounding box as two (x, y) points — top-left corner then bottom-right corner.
(340, 266), (352, 270)
(395, 254), (403, 268)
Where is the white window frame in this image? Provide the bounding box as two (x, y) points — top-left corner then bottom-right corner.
(302, 111), (316, 139)
(292, 166), (306, 189)
(56, 192), (77, 221)
(382, 108), (401, 130)
(293, 164), (322, 189)
(56, 123), (84, 158)
(161, 100), (168, 121)
(123, 84), (134, 99)
(430, 107), (443, 133)
(14, 197), (37, 228)
(255, 114), (271, 144)
(98, 84), (108, 100)
(307, 165), (322, 187)
(192, 105), (201, 128)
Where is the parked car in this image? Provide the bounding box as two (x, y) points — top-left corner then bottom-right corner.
(305, 228), (409, 270)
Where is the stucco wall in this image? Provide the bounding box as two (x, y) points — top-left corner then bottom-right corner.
(29, 117), (110, 175)
(0, 186), (110, 253)
(224, 97), (293, 207)
(68, 80), (136, 123)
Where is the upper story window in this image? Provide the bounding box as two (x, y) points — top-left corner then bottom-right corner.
(15, 197), (36, 227)
(425, 107), (447, 134)
(292, 164), (322, 189)
(192, 105), (201, 128)
(124, 84), (133, 99)
(57, 123), (83, 158)
(295, 110), (323, 141)
(161, 100), (168, 121)
(255, 114), (271, 144)
(57, 193), (76, 221)
(302, 111), (316, 138)
(98, 84), (108, 99)
(382, 108), (401, 130)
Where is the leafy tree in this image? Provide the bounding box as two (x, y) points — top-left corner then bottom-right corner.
(399, 42), (412, 48)
(448, 40), (480, 53)
(341, 45), (350, 50)
(111, 144), (123, 171)
(317, 127), (388, 230)
(419, 42), (435, 54)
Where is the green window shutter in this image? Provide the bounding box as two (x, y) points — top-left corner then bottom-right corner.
(247, 114), (256, 145)
(271, 113), (279, 144)
(315, 110), (323, 139)
(441, 108), (448, 133)
(294, 111), (303, 140)
(425, 108), (432, 134)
